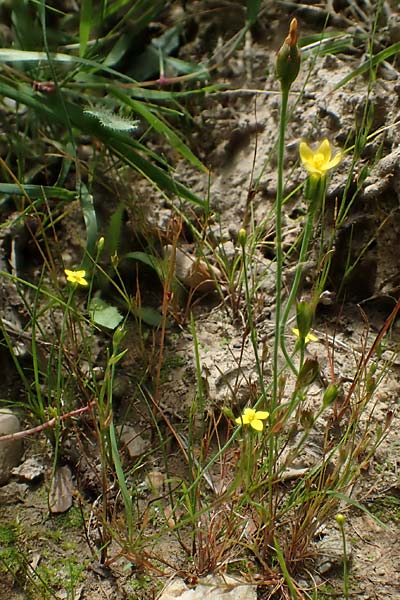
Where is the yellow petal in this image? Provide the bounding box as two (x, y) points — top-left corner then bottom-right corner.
(299, 141), (314, 164)
(305, 332), (319, 343)
(326, 151), (342, 170)
(250, 419), (264, 432)
(318, 139), (332, 162)
(254, 411), (269, 420)
(243, 408), (256, 419)
(235, 417), (243, 425)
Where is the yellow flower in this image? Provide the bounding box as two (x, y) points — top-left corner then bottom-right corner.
(235, 407), (269, 432)
(292, 328), (318, 344)
(65, 269), (88, 287)
(299, 139), (342, 178)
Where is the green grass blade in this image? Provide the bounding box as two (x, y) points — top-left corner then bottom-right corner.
(247, 0), (261, 25)
(111, 89), (208, 173)
(79, 182), (98, 269)
(0, 81), (206, 207)
(335, 41), (400, 89)
(0, 183), (76, 200)
(80, 0), (93, 57)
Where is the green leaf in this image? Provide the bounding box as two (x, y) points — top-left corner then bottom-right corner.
(124, 251), (162, 277)
(0, 183), (76, 200)
(80, 0), (93, 57)
(84, 108), (140, 132)
(0, 81), (206, 207)
(247, 0), (261, 25)
(334, 41), (400, 90)
(112, 89), (208, 173)
(132, 306), (163, 327)
(79, 183), (98, 268)
(88, 296), (124, 329)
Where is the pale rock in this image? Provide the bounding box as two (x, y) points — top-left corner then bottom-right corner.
(12, 457), (44, 482)
(0, 409), (24, 485)
(0, 481), (28, 504)
(164, 245), (221, 294)
(157, 575), (256, 600)
(49, 465), (74, 513)
(119, 425), (149, 459)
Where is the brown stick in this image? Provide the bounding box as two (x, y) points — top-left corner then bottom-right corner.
(0, 401), (95, 443)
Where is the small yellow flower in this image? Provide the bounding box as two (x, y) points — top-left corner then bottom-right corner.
(65, 269), (88, 287)
(299, 139), (342, 178)
(235, 407), (269, 432)
(292, 328), (319, 344)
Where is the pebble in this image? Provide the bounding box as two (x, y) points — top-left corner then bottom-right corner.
(11, 457), (45, 482)
(0, 481), (28, 504)
(119, 425), (150, 459)
(158, 575), (256, 600)
(0, 409), (24, 485)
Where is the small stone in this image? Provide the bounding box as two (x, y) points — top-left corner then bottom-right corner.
(11, 457), (45, 482)
(315, 530), (352, 575)
(0, 481), (28, 504)
(146, 470), (165, 492)
(119, 425), (149, 459)
(164, 246), (221, 294)
(158, 575), (257, 600)
(49, 465), (74, 513)
(0, 409), (24, 485)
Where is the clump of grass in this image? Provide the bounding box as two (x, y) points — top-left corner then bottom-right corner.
(0, 3), (398, 599)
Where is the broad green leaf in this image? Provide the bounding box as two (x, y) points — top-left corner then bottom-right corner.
(79, 183), (98, 268)
(124, 251), (161, 276)
(132, 306), (163, 327)
(88, 296), (123, 329)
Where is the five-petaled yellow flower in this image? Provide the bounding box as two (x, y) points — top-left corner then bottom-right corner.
(65, 269), (88, 287)
(292, 328), (319, 344)
(235, 407), (269, 432)
(299, 139), (342, 178)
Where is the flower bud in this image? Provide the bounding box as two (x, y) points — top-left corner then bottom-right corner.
(322, 383), (339, 408)
(97, 236), (105, 253)
(276, 18), (301, 93)
(336, 513), (346, 526)
(295, 357), (319, 391)
(238, 228), (247, 248)
(296, 301), (314, 340)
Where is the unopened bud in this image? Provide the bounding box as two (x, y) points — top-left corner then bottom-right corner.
(97, 236), (105, 252)
(238, 228), (247, 248)
(276, 18), (301, 93)
(322, 383), (339, 408)
(336, 513), (346, 526)
(295, 357), (319, 391)
(296, 301), (314, 339)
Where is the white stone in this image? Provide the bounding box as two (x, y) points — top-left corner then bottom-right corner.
(0, 409), (23, 485)
(157, 575), (256, 600)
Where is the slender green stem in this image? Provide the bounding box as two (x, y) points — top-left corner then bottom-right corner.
(272, 88), (289, 411)
(241, 241), (267, 402)
(280, 209), (314, 373)
(269, 87), (289, 523)
(337, 516), (349, 600)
